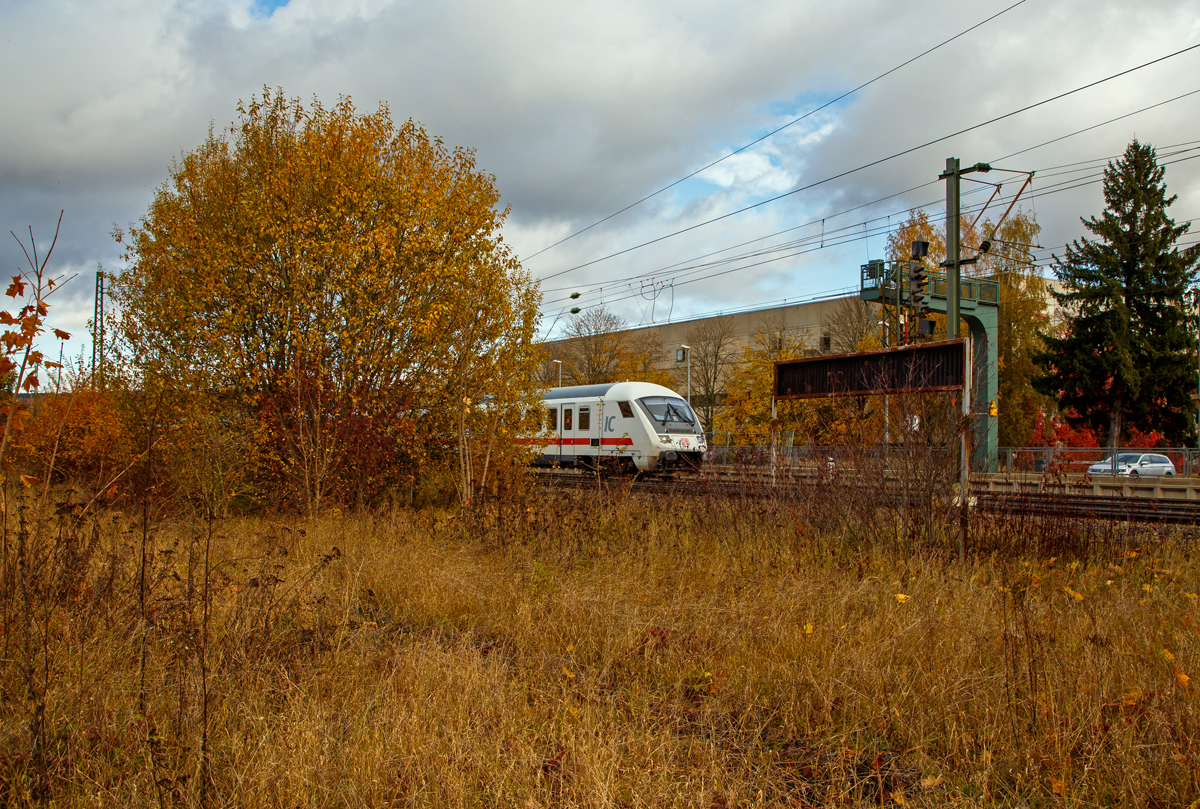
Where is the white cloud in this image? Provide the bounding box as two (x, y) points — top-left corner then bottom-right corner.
(1, 0), (1198, 348)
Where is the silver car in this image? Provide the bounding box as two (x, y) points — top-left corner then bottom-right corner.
(1087, 453), (1176, 477)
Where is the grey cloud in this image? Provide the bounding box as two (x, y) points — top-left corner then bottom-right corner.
(2, 0), (1198, 342)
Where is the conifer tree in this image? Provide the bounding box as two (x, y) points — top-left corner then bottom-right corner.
(1034, 139), (1199, 447)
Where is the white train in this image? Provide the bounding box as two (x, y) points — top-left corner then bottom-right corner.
(523, 381), (707, 473)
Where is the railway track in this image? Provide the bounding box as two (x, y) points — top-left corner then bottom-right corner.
(534, 468), (1200, 525)
(973, 490), (1200, 525)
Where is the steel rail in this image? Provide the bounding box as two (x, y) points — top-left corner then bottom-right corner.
(533, 468), (1200, 525)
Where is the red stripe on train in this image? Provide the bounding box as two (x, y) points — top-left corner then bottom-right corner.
(516, 437), (634, 446)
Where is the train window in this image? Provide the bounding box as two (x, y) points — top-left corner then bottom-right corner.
(637, 396), (697, 433)
(564, 408), (573, 431)
(617, 401), (634, 418)
(546, 407), (557, 432)
(578, 407), (590, 430)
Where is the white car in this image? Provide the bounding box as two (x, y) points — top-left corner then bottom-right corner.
(1087, 453), (1176, 477)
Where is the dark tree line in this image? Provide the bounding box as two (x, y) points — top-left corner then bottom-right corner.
(1035, 139), (1200, 448)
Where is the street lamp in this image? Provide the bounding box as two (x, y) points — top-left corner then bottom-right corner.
(1193, 289), (1200, 473)
(551, 358), (562, 388)
(877, 322), (889, 445)
(680, 344), (691, 405)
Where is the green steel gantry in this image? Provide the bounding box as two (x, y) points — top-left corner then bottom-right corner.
(859, 259), (999, 473)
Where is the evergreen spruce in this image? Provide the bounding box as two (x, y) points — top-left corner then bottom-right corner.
(1034, 139), (1200, 447)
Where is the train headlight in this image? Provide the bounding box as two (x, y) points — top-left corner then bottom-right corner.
(658, 434), (670, 443)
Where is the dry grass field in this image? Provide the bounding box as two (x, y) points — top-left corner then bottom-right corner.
(1, 483), (1198, 807)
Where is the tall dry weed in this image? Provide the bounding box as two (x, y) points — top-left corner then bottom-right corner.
(0, 486), (1195, 806)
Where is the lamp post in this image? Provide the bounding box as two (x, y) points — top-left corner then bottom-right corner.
(877, 321), (889, 445)
(680, 344), (691, 405)
(1193, 289), (1200, 474)
(552, 359), (562, 388)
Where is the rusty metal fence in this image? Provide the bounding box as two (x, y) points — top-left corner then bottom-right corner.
(702, 433), (1200, 477)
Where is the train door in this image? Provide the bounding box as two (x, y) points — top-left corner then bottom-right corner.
(545, 404), (561, 465)
(561, 402), (575, 465)
(595, 401), (608, 464)
(601, 398), (637, 469)
(597, 400), (615, 464)
(577, 402), (598, 466)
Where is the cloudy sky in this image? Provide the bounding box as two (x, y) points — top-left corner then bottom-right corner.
(2, 0), (1199, 357)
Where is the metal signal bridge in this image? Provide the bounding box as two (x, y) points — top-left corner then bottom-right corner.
(859, 257), (999, 472)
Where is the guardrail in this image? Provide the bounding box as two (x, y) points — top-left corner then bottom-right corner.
(976, 471), (1200, 501)
(702, 439), (954, 469)
(700, 438), (1200, 477)
(996, 446), (1198, 476)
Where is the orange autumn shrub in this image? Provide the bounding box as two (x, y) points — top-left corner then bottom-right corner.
(13, 389), (136, 488)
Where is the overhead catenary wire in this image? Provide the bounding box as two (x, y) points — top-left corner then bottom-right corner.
(522, 0), (1032, 263)
(542, 289), (867, 344)
(537, 42), (1200, 285)
(613, 223), (1200, 332)
(546, 171), (1200, 316)
(540, 179), (1011, 304)
(535, 91), (1200, 321)
(576, 215), (1200, 324)
(991, 89), (1200, 165)
(537, 119), (1200, 303)
(540, 142), (1200, 314)
(540, 109), (1200, 298)
(539, 177), (1188, 315)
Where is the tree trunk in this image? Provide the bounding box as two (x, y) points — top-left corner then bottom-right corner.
(1107, 396), (1123, 450)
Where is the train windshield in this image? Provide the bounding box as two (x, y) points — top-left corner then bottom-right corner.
(637, 396), (698, 433)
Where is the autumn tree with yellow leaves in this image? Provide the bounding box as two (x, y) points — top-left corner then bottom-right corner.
(715, 320), (810, 443)
(618, 330), (674, 389)
(553, 306), (674, 389)
(886, 207), (1049, 446)
(112, 89), (541, 509)
(559, 307), (628, 385)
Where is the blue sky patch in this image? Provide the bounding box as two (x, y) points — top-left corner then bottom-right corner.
(251, 0), (290, 18)
(767, 89), (850, 121)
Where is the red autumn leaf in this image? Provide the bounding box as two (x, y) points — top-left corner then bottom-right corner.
(22, 373), (39, 391)
(8, 406), (29, 432)
(53, 328), (70, 340)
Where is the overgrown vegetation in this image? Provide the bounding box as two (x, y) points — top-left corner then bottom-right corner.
(108, 88), (542, 512)
(4, 102), (1198, 809)
(0, 483), (1196, 807)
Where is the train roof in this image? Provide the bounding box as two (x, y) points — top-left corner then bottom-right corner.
(541, 381), (683, 401)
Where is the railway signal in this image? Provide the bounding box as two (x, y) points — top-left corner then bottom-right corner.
(909, 240), (929, 319)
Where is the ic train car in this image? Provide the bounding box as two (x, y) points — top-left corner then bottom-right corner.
(523, 381), (706, 473)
